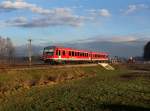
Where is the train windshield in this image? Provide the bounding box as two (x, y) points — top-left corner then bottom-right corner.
(44, 48), (54, 56)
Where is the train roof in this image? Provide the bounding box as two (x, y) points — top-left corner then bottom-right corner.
(44, 45), (108, 55)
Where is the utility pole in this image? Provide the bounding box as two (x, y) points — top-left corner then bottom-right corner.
(28, 39), (32, 66)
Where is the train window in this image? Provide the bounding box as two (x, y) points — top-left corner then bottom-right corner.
(79, 52), (81, 56)
(82, 53), (84, 56)
(100, 55), (104, 58)
(78, 52), (80, 56)
(72, 51), (74, 56)
(62, 50), (65, 56)
(75, 52), (77, 56)
(58, 50), (61, 56)
(69, 51), (71, 56)
(56, 50), (58, 55)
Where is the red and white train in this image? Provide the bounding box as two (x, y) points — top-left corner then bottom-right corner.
(41, 46), (109, 64)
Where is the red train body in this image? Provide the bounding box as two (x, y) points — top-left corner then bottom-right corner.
(41, 46), (109, 64)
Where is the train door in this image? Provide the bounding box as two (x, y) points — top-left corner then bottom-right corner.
(58, 50), (61, 61)
(55, 49), (61, 60)
(61, 50), (66, 60)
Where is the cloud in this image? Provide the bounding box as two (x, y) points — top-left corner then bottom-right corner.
(0, 0), (52, 14)
(99, 9), (111, 17)
(3, 15), (86, 27)
(74, 35), (138, 43)
(87, 9), (111, 17)
(108, 36), (137, 42)
(124, 4), (149, 15)
(5, 16), (28, 27)
(0, 0), (88, 27)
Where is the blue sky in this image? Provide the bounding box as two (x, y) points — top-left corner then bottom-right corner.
(0, 0), (150, 45)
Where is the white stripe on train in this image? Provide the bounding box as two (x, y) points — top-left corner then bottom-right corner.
(45, 58), (108, 61)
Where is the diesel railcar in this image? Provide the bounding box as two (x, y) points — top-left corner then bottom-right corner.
(41, 46), (109, 64)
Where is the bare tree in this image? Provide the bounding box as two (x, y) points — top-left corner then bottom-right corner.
(6, 37), (15, 64)
(0, 37), (7, 63)
(0, 36), (15, 64)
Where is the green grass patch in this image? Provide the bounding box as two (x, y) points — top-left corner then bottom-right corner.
(0, 66), (150, 111)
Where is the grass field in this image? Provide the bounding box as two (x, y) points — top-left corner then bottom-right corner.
(0, 65), (150, 111)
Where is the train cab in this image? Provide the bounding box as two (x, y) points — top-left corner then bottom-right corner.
(42, 46), (55, 62)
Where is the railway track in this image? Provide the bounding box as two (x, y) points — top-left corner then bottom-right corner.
(0, 63), (98, 71)
(0, 64), (46, 69)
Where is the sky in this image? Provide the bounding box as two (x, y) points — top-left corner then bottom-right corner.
(0, 0), (150, 45)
